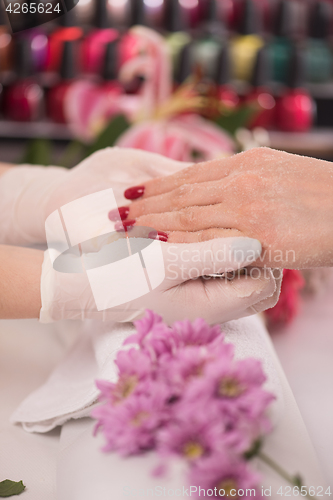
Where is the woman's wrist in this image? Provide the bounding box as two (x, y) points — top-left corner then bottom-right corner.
(0, 245), (43, 319)
(0, 162), (15, 177)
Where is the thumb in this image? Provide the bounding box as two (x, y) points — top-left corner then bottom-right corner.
(161, 237), (262, 286)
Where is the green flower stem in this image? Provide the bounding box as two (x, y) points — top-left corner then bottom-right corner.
(258, 452), (318, 500)
(57, 140), (84, 168)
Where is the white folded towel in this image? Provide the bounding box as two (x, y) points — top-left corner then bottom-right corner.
(12, 315), (283, 433)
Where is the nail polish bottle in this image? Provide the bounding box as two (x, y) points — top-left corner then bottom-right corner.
(81, 0), (118, 75)
(193, 0), (226, 79)
(164, 0), (192, 69)
(75, 0), (94, 25)
(178, 0), (200, 29)
(275, 48), (315, 132)
(230, 0), (265, 81)
(107, 0), (130, 27)
(4, 39), (44, 121)
(17, 28), (48, 72)
(102, 40), (123, 98)
(269, 0), (297, 84)
(129, 0), (148, 26)
(46, 10), (83, 72)
(114, 1), (146, 71)
(214, 44), (239, 109)
(47, 41), (78, 124)
(174, 42), (194, 87)
(138, 0), (164, 28)
(200, 0), (225, 36)
(245, 46), (276, 129)
(305, 1), (333, 83)
(0, 5), (13, 72)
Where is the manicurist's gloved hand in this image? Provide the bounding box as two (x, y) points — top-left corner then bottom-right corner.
(0, 148), (191, 245)
(40, 236), (281, 325)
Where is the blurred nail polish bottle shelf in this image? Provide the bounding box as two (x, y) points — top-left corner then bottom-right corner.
(267, 129), (333, 159)
(0, 120), (333, 160)
(0, 120), (74, 140)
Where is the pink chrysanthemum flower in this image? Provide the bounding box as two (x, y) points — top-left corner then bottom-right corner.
(185, 357), (268, 404)
(189, 454), (261, 499)
(115, 348), (152, 377)
(182, 357), (274, 447)
(157, 415), (227, 462)
(124, 310), (178, 358)
(92, 381), (171, 456)
(171, 318), (223, 347)
(158, 343), (234, 396)
(93, 310), (274, 494)
(95, 348), (153, 405)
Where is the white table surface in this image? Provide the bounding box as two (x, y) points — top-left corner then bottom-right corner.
(271, 274), (333, 486)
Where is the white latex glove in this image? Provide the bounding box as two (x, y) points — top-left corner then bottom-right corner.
(0, 148), (191, 245)
(40, 235), (281, 325)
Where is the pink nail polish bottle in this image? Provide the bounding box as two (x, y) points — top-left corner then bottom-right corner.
(47, 40), (78, 124)
(275, 47), (315, 132)
(4, 39), (44, 122)
(80, 0), (118, 75)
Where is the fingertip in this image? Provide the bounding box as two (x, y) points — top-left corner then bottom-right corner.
(231, 238), (262, 264)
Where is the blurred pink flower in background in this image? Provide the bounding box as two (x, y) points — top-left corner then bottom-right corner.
(64, 26), (235, 160)
(265, 270), (305, 327)
(116, 113), (235, 162)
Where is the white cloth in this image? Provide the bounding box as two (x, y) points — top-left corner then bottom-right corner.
(11, 317), (283, 432)
(11, 315), (283, 433)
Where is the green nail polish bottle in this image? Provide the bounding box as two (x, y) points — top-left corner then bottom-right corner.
(164, 0), (191, 71)
(305, 1), (333, 83)
(193, 0), (226, 79)
(269, 0), (297, 84)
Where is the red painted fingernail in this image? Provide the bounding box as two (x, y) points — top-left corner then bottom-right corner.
(108, 206), (130, 221)
(124, 185), (145, 200)
(148, 230), (168, 242)
(115, 219), (136, 232)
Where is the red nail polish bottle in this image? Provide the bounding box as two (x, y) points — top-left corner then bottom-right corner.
(275, 47), (315, 132)
(245, 46), (276, 129)
(101, 40), (123, 95)
(46, 11), (83, 72)
(214, 44), (239, 110)
(80, 0), (118, 75)
(4, 39), (44, 122)
(47, 41), (78, 124)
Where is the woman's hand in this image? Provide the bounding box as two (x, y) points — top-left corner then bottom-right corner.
(126, 147), (333, 268)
